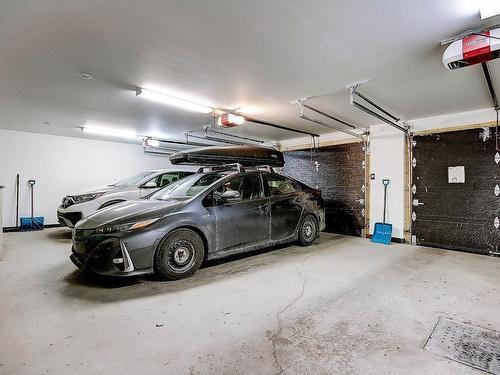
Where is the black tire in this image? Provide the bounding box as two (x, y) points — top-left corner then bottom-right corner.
(155, 229), (204, 280)
(297, 214), (318, 246)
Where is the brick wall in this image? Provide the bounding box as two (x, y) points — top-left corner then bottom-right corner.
(283, 143), (365, 236)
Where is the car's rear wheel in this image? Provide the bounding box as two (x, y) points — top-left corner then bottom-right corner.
(297, 214), (318, 246)
(155, 229), (204, 280)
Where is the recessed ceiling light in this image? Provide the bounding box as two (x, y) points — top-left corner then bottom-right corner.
(79, 72), (94, 80)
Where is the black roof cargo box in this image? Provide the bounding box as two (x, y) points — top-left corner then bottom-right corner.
(169, 145), (284, 167)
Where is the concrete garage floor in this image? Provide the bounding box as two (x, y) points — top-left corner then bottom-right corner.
(1, 229), (499, 375)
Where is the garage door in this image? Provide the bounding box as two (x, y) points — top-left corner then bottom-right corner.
(411, 127), (500, 255)
(283, 143), (365, 236)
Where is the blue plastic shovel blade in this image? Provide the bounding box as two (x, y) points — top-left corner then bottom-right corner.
(20, 217), (45, 231)
(371, 222), (392, 245)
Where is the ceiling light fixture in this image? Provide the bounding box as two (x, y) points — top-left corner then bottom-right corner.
(217, 113), (245, 127)
(479, 0), (500, 19)
(136, 88), (213, 114)
(144, 138), (160, 147)
(81, 126), (138, 140)
(79, 72), (94, 80)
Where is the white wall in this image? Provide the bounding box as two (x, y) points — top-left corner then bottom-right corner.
(280, 107), (498, 240)
(0, 129), (174, 227)
(369, 125), (405, 238)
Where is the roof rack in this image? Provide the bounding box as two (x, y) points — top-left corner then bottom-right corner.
(197, 163), (246, 174)
(248, 165), (275, 173)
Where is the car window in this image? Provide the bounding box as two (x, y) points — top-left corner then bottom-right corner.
(214, 174), (263, 201)
(151, 172), (229, 200)
(266, 175), (299, 196)
(143, 172), (185, 188)
(111, 171), (157, 187)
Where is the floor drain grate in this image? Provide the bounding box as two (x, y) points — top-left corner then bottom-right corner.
(425, 318), (500, 374)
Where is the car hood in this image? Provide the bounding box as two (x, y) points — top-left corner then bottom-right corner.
(75, 199), (185, 229)
(67, 185), (117, 196)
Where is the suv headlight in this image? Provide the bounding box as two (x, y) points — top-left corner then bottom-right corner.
(69, 192), (105, 203)
(96, 217), (161, 234)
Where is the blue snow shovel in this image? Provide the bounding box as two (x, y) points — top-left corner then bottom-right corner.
(20, 179), (44, 231)
(371, 179), (392, 245)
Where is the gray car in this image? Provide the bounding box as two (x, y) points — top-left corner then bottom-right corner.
(70, 165), (325, 280)
(57, 169), (194, 227)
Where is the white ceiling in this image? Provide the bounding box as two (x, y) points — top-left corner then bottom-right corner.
(0, 0), (499, 143)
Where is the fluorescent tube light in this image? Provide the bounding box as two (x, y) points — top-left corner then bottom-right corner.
(480, 0), (500, 19)
(144, 138), (160, 147)
(81, 126), (138, 139)
(136, 88), (213, 114)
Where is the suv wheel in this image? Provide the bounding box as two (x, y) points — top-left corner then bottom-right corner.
(297, 215), (318, 246)
(155, 229), (204, 280)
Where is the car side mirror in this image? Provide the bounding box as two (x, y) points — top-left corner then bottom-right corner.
(214, 190), (241, 204)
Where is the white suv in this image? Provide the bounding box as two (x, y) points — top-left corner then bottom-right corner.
(57, 169), (194, 227)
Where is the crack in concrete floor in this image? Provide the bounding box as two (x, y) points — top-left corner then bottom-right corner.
(268, 267), (306, 375)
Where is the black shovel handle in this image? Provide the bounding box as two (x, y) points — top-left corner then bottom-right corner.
(28, 180), (36, 220)
(382, 179), (390, 224)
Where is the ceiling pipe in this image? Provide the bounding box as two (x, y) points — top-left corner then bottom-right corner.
(352, 91), (400, 122)
(186, 132), (249, 146)
(299, 113), (366, 143)
(244, 116), (320, 138)
(299, 102), (358, 130)
(482, 62), (500, 151)
(144, 136), (218, 148)
(300, 103), (357, 129)
(350, 88), (409, 134)
(296, 101), (367, 143)
(481, 62), (499, 110)
(144, 149), (176, 156)
(204, 127), (265, 144)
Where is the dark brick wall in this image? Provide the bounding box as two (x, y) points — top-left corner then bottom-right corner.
(283, 143), (365, 236)
(412, 127), (500, 254)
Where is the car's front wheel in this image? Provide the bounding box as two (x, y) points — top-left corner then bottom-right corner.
(155, 229), (204, 280)
(297, 214), (318, 246)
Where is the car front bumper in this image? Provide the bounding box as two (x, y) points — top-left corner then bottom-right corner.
(70, 229), (160, 277)
(57, 200), (101, 227)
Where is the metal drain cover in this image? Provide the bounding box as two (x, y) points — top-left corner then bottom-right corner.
(425, 318), (500, 374)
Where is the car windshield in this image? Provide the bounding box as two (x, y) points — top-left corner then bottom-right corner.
(151, 172), (227, 200)
(110, 171), (157, 187)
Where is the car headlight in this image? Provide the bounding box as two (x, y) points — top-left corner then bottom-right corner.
(69, 192), (105, 203)
(96, 217), (161, 234)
